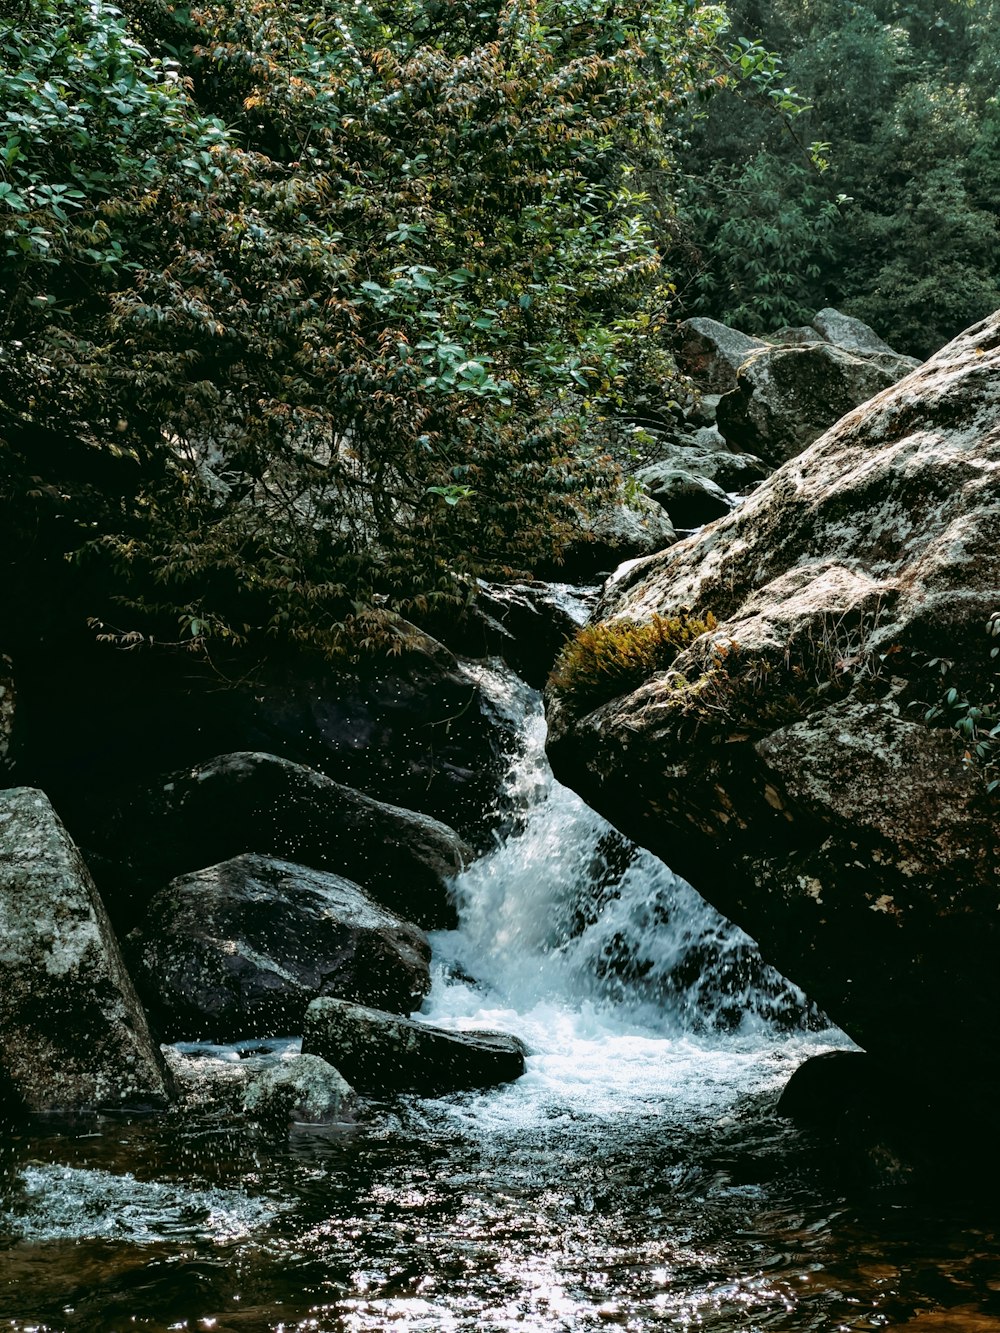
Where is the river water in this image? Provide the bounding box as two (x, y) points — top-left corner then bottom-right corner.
(3, 680), (1000, 1331)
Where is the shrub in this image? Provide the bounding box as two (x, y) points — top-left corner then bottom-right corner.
(548, 610), (717, 716)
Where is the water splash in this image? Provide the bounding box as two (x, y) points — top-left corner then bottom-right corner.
(431, 681), (823, 1037)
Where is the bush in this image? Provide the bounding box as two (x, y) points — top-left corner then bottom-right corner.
(548, 610), (717, 716)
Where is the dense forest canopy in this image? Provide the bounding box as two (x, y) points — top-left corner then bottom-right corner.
(677, 0), (1000, 354)
(0, 0), (997, 666)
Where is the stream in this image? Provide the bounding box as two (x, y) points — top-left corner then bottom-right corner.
(3, 674), (1000, 1331)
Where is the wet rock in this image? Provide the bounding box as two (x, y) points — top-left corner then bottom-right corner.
(19, 620), (511, 850)
(302, 996), (527, 1095)
(777, 1049), (1000, 1183)
(0, 788), (171, 1114)
(635, 439), (768, 498)
(423, 581), (594, 689)
(100, 751), (468, 931)
(546, 309), (1000, 1075)
(677, 317), (768, 393)
(128, 853), (432, 1042)
(716, 341), (916, 467)
(243, 1053), (356, 1126)
(635, 466), (735, 529)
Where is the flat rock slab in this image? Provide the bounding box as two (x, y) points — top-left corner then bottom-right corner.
(302, 997), (527, 1096)
(128, 853), (432, 1042)
(0, 788), (171, 1114)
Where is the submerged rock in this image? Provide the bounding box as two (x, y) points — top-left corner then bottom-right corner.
(0, 788), (171, 1114)
(243, 1053), (356, 1126)
(302, 997), (527, 1095)
(128, 853), (432, 1042)
(102, 751), (468, 931)
(546, 309), (1000, 1075)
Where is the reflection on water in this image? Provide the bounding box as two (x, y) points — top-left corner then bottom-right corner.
(2, 679), (1000, 1330)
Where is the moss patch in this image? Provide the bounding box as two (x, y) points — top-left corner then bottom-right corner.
(548, 611), (717, 717)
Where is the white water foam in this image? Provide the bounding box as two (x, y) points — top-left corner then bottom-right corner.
(418, 670), (848, 1132)
(3, 1163), (279, 1244)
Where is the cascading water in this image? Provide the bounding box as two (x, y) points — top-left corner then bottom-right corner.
(4, 652), (1000, 1331)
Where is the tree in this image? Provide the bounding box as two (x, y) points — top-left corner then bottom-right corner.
(1, 0), (736, 661)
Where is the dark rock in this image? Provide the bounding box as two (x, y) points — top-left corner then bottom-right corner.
(555, 490), (677, 581)
(302, 996), (527, 1095)
(545, 309), (1000, 1075)
(677, 317), (768, 393)
(0, 656), (13, 779)
(777, 1049), (1000, 1183)
(127, 853), (432, 1042)
(100, 750), (468, 931)
(635, 466), (734, 529)
(0, 788), (172, 1114)
(716, 341), (915, 467)
(422, 581), (595, 689)
(17, 621), (511, 850)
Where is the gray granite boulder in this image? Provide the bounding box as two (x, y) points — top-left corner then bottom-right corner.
(243, 1053), (356, 1126)
(811, 307), (918, 363)
(634, 466), (735, 530)
(557, 490), (677, 580)
(302, 997), (527, 1095)
(128, 854), (432, 1041)
(716, 341), (917, 467)
(635, 437), (768, 498)
(677, 317), (768, 393)
(546, 309), (1000, 1075)
(0, 788), (171, 1114)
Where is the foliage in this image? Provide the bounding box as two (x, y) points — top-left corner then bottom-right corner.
(921, 611), (1000, 792)
(548, 610), (717, 715)
(0, 0), (754, 661)
(674, 0), (1000, 353)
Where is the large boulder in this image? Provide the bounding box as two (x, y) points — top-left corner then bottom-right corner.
(243, 1053), (357, 1127)
(302, 997), (527, 1095)
(811, 307), (917, 362)
(98, 751), (468, 931)
(677, 317), (768, 393)
(420, 581), (595, 689)
(716, 341), (917, 467)
(546, 310), (1000, 1077)
(17, 620), (512, 850)
(0, 788), (171, 1114)
(633, 466), (735, 530)
(127, 854), (432, 1041)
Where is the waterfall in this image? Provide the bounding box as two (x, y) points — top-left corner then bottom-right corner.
(419, 666), (836, 1132)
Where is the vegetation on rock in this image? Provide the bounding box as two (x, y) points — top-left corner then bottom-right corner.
(548, 610), (717, 716)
